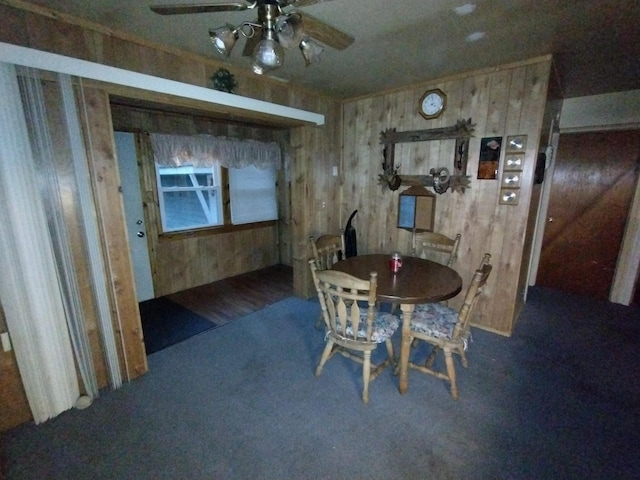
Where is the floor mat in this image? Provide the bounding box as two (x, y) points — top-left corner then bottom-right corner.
(138, 297), (217, 354)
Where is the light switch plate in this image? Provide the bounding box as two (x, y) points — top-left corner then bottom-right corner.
(1, 332), (11, 352)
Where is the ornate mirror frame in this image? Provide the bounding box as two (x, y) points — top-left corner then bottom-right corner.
(378, 118), (474, 194)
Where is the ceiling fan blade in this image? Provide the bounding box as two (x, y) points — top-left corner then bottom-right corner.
(150, 3), (249, 15)
(296, 11), (354, 50)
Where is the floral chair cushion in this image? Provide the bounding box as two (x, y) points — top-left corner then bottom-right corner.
(334, 311), (399, 343)
(410, 302), (459, 340)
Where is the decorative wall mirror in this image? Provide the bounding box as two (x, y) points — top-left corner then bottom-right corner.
(378, 119), (474, 194)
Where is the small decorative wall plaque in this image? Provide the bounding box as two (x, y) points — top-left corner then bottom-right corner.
(477, 136), (502, 180)
(499, 134), (528, 206)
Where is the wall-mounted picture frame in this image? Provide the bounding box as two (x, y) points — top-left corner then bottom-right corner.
(504, 153), (525, 171)
(499, 189), (520, 205)
(501, 172), (522, 189)
(477, 136), (502, 180)
(506, 135), (527, 152)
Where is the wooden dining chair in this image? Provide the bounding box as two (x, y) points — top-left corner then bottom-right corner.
(389, 231), (462, 314)
(309, 232), (345, 270)
(413, 231), (462, 268)
(310, 232), (346, 328)
(309, 259), (399, 404)
(403, 253), (492, 399)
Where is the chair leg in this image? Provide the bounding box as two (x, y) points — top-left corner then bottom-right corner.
(457, 346), (469, 368)
(425, 345), (440, 368)
(362, 350), (372, 404)
(315, 339), (334, 377)
(443, 347), (458, 400)
(385, 339), (395, 365)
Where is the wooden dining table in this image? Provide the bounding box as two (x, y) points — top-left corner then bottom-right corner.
(331, 254), (463, 394)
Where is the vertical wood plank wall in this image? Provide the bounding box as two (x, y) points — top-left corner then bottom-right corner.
(110, 105), (290, 296)
(342, 58), (552, 334)
(0, 1), (341, 430)
(0, 0), (553, 430)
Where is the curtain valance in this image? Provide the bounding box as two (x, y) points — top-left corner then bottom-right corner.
(150, 133), (282, 170)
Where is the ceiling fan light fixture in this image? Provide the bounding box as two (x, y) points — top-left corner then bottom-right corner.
(276, 13), (305, 49)
(209, 25), (238, 56)
(300, 37), (324, 66)
(252, 29), (285, 74)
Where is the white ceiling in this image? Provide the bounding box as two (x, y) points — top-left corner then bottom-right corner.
(28, 0), (640, 99)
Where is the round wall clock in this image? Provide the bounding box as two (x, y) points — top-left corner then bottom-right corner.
(419, 88), (446, 120)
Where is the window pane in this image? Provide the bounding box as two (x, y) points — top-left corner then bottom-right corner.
(161, 190), (221, 230)
(155, 163), (222, 232)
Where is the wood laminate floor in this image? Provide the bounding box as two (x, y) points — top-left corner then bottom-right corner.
(167, 264), (294, 326)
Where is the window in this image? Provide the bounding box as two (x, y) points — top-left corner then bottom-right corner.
(155, 163), (278, 232)
(150, 133), (281, 233)
(156, 164), (223, 232)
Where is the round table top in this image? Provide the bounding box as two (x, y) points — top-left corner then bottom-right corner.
(331, 254), (463, 304)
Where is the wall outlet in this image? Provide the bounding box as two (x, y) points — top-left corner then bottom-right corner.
(332, 165), (338, 176)
(1, 332), (11, 352)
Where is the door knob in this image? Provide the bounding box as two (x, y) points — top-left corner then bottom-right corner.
(548, 217), (554, 223)
(137, 231), (145, 238)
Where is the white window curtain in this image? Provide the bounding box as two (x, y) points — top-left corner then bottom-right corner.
(0, 62), (80, 423)
(150, 133), (283, 170)
(0, 63), (122, 423)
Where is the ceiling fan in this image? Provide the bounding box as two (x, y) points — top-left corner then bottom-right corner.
(150, 1), (355, 75)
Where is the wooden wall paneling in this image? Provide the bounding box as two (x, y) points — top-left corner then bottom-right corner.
(354, 98), (376, 253)
(384, 90), (411, 252)
(462, 71), (511, 326)
(111, 105), (297, 296)
(432, 81), (461, 237)
(340, 100), (357, 245)
(451, 73), (492, 312)
(23, 8), (96, 62)
(441, 78), (470, 251)
(512, 61), (553, 321)
(488, 61), (550, 333)
(277, 136), (293, 267)
(368, 94), (389, 252)
(0, 0), (339, 427)
(80, 86), (148, 380)
(478, 67), (527, 332)
(0, 3), (28, 45)
(290, 125), (313, 296)
(0, 302), (32, 432)
(341, 57), (552, 335)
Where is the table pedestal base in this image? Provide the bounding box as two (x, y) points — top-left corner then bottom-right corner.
(398, 303), (416, 394)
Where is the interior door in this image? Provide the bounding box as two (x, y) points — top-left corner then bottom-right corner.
(536, 130), (640, 299)
(114, 132), (155, 302)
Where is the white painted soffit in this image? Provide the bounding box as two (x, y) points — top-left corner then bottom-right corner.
(0, 42), (325, 126)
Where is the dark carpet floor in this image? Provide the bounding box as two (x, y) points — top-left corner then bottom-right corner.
(3, 287), (640, 479)
(138, 297), (217, 354)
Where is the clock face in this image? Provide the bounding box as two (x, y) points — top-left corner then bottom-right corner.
(419, 89), (446, 119)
